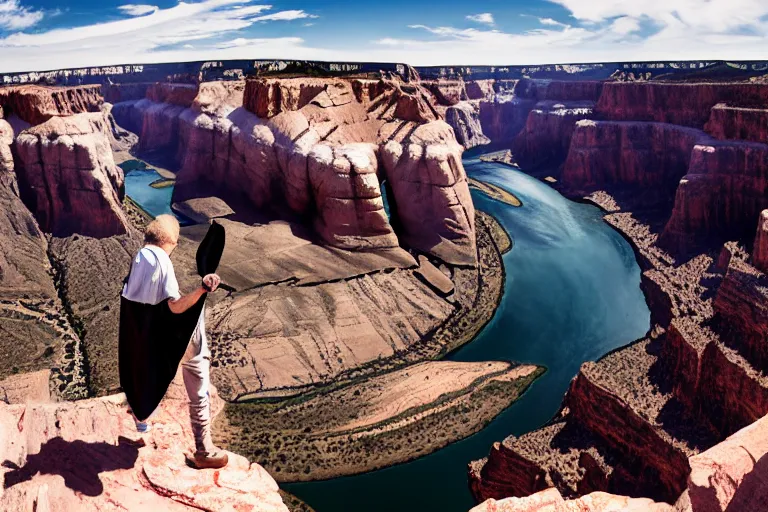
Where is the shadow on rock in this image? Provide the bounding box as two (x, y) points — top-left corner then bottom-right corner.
(725, 451), (768, 512)
(3, 436), (143, 496)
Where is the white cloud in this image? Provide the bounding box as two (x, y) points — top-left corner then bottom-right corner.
(0, 0), (325, 71)
(538, 17), (568, 28)
(118, 4), (159, 17)
(466, 13), (494, 25)
(252, 10), (318, 22)
(216, 36), (303, 49)
(0, 0), (766, 71)
(610, 16), (640, 35)
(0, 0), (43, 30)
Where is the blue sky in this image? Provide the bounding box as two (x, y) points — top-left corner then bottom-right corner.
(0, 0), (767, 72)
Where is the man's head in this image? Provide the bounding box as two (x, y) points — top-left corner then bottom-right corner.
(144, 215), (180, 255)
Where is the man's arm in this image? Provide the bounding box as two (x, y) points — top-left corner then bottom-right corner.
(168, 286), (206, 314)
(168, 274), (221, 314)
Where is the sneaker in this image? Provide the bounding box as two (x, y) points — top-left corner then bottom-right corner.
(134, 419), (151, 433)
(190, 450), (229, 469)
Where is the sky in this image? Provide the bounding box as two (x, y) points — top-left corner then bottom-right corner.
(0, 0), (767, 72)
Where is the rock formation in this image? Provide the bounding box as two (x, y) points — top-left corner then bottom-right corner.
(595, 82), (768, 127)
(513, 101), (594, 169)
(470, 411), (768, 512)
(659, 140), (768, 254)
(470, 76), (768, 511)
(0, 374), (290, 511)
(446, 102), (490, 149)
(112, 76), (477, 264)
(562, 121), (707, 193)
(0, 85), (102, 125)
(753, 210), (768, 272)
(14, 112), (130, 238)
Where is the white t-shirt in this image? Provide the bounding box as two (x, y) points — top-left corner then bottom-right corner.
(122, 245), (208, 360)
(122, 245), (181, 305)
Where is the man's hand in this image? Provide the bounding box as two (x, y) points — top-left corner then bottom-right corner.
(202, 274), (221, 293)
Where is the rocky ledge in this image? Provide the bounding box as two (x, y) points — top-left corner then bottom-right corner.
(0, 372), (290, 512)
(470, 410), (768, 512)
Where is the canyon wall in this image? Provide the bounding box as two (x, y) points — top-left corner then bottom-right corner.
(112, 77), (478, 265)
(471, 409), (768, 512)
(470, 76), (768, 511)
(0, 85), (102, 125)
(595, 82), (768, 128)
(561, 121), (707, 193)
(14, 112), (129, 238)
(659, 141), (768, 254)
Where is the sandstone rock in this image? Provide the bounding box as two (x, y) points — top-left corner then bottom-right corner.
(705, 103), (768, 144)
(207, 268), (453, 400)
(101, 103), (137, 153)
(466, 80), (496, 101)
(415, 254), (455, 295)
(685, 412), (768, 512)
(479, 98), (535, 144)
(424, 80), (467, 106)
(596, 82), (768, 128)
(0, 85), (102, 126)
(172, 219), (415, 293)
(137, 101), (186, 154)
(14, 112), (130, 238)
(469, 488), (564, 511)
(562, 120), (708, 194)
(101, 83), (151, 104)
(0, 375), (289, 512)
(446, 101), (491, 149)
(244, 78), (328, 118)
(120, 78), (477, 262)
(192, 81), (245, 117)
(146, 83), (198, 106)
(0, 370), (50, 404)
(753, 210), (768, 273)
(172, 197), (235, 225)
(0, 119), (14, 188)
(541, 81), (604, 102)
(513, 101), (594, 170)
(470, 489), (673, 512)
(659, 140), (768, 255)
(308, 143), (398, 250)
(381, 121), (477, 265)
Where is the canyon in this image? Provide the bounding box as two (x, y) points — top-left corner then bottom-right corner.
(2, 58), (768, 512)
(0, 62), (533, 511)
(460, 71), (768, 511)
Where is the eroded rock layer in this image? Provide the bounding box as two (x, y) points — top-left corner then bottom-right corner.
(0, 85), (102, 125)
(111, 77), (477, 264)
(14, 112), (130, 238)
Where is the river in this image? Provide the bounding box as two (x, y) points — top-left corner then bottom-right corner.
(283, 152), (651, 511)
(123, 151), (651, 512)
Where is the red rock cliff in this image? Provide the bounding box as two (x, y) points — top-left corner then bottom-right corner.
(659, 140), (768, 254)
(14, 113), (129, 238)
(562, 120), (707, 194)
(596, 82), (768, 128)
(114, 77), (477, 264)
(0, 85), (102, 126)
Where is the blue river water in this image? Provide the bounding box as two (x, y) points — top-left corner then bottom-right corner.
(283, 153), (651, 511)
(124, 151), (651, 512)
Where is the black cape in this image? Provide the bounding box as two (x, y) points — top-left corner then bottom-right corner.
(119, 222), (225, 421)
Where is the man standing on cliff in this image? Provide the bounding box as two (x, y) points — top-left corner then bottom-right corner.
(121, 214), (229, 469)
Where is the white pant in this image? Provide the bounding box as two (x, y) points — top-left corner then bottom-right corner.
(181, 307), (215, 454)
